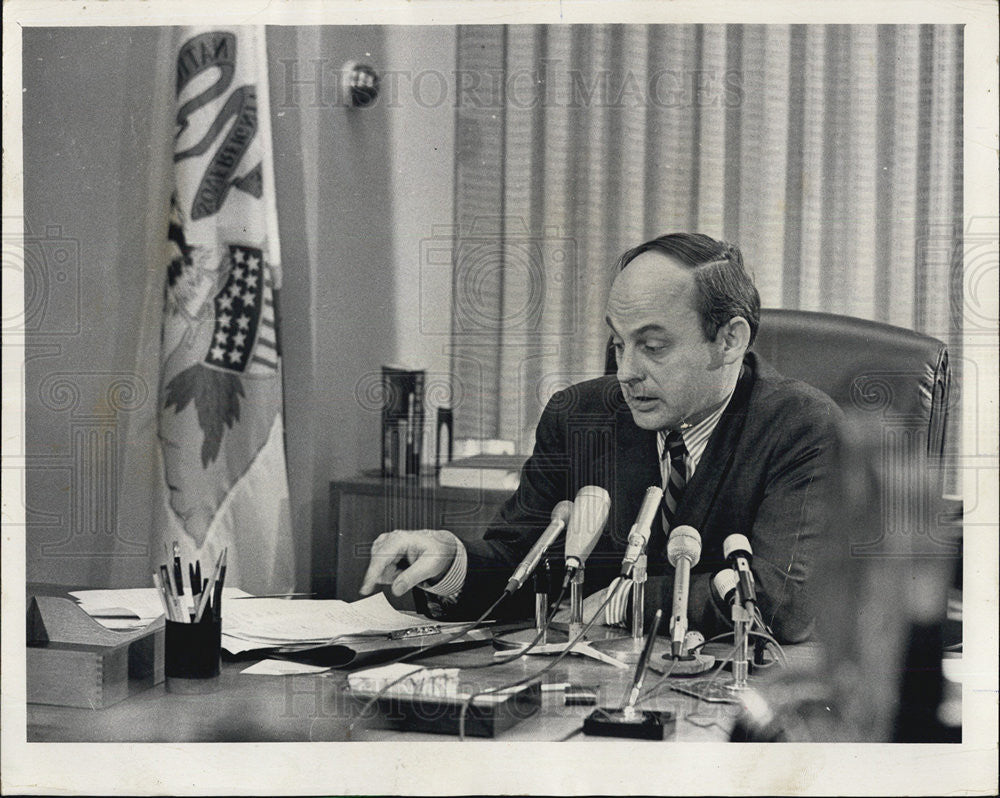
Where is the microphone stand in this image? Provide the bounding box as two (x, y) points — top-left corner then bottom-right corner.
(589, 555), (658, 665)
(589, 552), (717, 676)
(493, 559), (568, 649)
(501, 571), (632, 670)
(631, 556), (646, 645)
(727, 600), (753, 692)
(568, 563), (586, 640)
(536, 563), (550, 644)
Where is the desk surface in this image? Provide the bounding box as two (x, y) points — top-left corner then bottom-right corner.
(27, 634), (819, 743)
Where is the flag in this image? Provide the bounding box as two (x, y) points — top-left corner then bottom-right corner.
(155, 27), (293, 594)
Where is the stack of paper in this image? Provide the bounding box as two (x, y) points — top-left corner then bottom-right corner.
(221, 593), (462, 654)
(347, 661), (530, 704)
(68, 589), (466, 656)
(69, 587), (252, 630)
(347, 662), (460, 697)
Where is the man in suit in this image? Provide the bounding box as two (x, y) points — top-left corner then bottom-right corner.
(360, 233), (843, 643)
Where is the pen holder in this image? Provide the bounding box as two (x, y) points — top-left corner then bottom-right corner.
(165, 619), (221, 694)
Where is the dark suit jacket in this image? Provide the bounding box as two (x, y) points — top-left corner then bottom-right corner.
(428, 352), (844, 643)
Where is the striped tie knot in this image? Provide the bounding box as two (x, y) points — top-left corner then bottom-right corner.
(663, 429), (687, 461)
(662, 429), (688, 532)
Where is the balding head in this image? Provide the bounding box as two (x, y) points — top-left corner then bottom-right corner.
(605, 237), (754, 431)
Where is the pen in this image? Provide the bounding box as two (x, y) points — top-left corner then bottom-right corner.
(623, 609), (663, 711)
(159, 563), (182, 622)
(153, 571), (172, 621)
(189, 566), (200, 619)
(213, 548), (228, 621)
(172, 541), (184, 597)
(194, 548), (226, 623)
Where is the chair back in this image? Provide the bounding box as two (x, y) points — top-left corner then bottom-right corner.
(604, 308), (951, 459)
(752, 309), (950, 459)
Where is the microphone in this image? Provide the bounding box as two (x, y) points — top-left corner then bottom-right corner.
(504, 500), (573, 595)
(723, 533), (757, 608)
(562, 485), (611, 585)
(619, 486), (664, 577)
(667, 525), (701, 659)
(712, 568), (740, 609)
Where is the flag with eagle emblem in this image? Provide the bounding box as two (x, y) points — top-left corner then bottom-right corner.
(156, 26), (293, 594)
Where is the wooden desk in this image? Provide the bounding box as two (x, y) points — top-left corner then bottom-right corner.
(29, 636), (811, 743)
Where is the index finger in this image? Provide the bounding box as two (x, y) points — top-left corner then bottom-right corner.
(359, 533), (408, 595)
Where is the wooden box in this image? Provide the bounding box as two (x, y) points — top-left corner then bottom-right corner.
(26, 595), (165, 709)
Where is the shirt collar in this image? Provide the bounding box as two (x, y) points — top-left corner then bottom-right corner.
(656, 390), (734, 470)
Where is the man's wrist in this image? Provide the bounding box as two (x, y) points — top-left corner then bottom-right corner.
(419, 539), (467, 598)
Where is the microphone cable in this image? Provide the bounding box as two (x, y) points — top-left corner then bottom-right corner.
(646, 630), (789, 708)
(479, 581), (569, 670)
(748, 628), (788, 666)
(569, 654), (681, 740)
(635, 631), (735, 704)
(347, 591), (507, 737)
(348, 578), (571, 736)
(683, 637), (744, 704)
(616, 656), (678, 710)
(456, 578), (631, 741)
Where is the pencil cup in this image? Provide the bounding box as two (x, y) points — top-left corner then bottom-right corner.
(165, 619), (221, 694)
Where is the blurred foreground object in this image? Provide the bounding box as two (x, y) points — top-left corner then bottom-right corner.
(731, 415), (961, 742)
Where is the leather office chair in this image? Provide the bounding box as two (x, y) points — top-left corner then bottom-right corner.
(605, 308), (952, 461)
(752, 309), (951, 461)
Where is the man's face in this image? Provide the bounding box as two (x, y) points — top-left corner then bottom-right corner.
(605, 251), (731, 431)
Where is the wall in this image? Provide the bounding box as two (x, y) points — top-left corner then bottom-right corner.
(386, 26), (458, 482)
(386, 27), (456, 384)
(268, 26), (397, 593)
(22, 26), (455, 590)
(22, 27), (175, 587)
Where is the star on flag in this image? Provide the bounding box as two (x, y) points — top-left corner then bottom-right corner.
(204, 244), (266, 373)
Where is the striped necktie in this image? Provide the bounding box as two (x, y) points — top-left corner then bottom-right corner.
(661, 429), (688, 532)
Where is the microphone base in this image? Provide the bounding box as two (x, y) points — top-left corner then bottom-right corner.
(589, 635), (669, 666)
(492, 626), (568, 650)
(658, 652), (716, 676)
(546, 621), (597, 642)
(583, 707), (675, 740)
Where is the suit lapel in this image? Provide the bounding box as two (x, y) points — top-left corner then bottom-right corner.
(675, 358), (756, 533)
(604, 357), (757, 570)
(612, 401), (660, 553)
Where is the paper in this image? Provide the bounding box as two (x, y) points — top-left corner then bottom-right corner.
(346, 662), (531, 703)
(240, 659), (332, 676)
(347, 663), (458, 696)
(220, 593), (467, 654)
(69, 587), (253, 629)
(71, 589), (467, 651)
